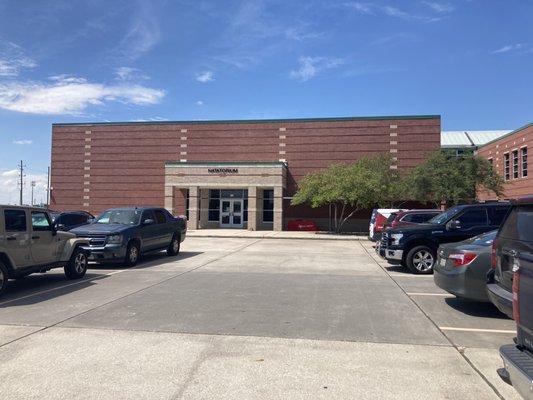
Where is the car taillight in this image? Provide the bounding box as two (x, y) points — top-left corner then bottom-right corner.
(512, 269), (520, 323)
(448, 252), (478, 267)
(491, 238), (498, 269)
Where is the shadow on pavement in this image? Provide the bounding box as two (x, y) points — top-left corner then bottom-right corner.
(89, 251), (204, 271)
(444, 297), (510, 319)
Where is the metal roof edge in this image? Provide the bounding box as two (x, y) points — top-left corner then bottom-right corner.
(477, 122), (533, 149)
(52, 114), (441, 127)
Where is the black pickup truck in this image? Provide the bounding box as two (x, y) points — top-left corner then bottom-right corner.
(496, 197), (533, 399)
(381, 202), (511, 274)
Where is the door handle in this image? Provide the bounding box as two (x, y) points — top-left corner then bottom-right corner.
(32, 235), (40, 240)
(6, 236), (16, 241)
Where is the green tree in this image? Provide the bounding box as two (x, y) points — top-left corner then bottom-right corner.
(292, 155), (399, 233)
(406, 150), (504, 207)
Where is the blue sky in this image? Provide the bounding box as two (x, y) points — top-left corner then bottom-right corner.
(0, 0), (532, 203)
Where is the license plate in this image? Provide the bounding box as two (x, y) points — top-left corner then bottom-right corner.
(439, 258), (446, 267)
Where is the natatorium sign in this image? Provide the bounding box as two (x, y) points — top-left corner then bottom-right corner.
(207, 168), (239, 174)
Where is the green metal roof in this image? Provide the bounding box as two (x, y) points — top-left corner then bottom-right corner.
(53, 114), (440, 127)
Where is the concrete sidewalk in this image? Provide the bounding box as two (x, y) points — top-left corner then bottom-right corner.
(186, 229), (367, 240)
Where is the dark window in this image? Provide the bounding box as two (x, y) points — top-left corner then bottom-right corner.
(154, 210), (167, 224)
(141, 210), (155, 223)
(522, 147), (528, 178)
(499, 205), (533, 242)
(489, 207), (510, 226)
(512, 150), (519, 179)
(4, 209), (27, 232)
(31, 211), (52, 231)
(262, 189), (274, 223)
(400, 214), (414, 222)
(185, 190), (190, 220)
(504, 153), (510, 181)
(220, 189), (245, 198)
(72, 214), (89, 226)
(243, 199), (248, 222)
(208, 190), (220, 221)
(410, 212), (439, 223)
(456, 209), (488, 228)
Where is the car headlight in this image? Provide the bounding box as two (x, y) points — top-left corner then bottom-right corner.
(390, 233), (404, 245)
(107, 234), (123, 244)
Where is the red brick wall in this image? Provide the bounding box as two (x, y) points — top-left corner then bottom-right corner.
(477, 124), (533, 200)
(50, 116), (441, 215)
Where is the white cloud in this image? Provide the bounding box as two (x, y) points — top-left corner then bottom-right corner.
(492, 43), (526, 54)
(196, 100), (204, 106)
(0, 42), (37, 77)
(118, 1), (161, 61)
(343, 2), (375, 15)
(0, 170), (48, 205)
(13, 139), (33, 145)
(422, 1), (454, 13)
(196, 71), (214, 83)
(0, 76), (165, 115)
(290, 56), (343, 82)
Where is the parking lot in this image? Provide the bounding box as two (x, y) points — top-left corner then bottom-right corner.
(0, 236), (520, 399)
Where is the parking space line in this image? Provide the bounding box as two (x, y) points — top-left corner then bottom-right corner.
(388, 274), (434, 278)
(407, 292), (454, 297)
(439, 327), (516, 334)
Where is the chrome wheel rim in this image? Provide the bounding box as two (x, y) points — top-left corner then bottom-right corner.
(74, 253), (87, 274)
(413, 250), (434, 272)
(129, 247), (138, 263)
(172, 239), (180, 252)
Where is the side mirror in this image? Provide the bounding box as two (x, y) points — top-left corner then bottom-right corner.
(143, 218), (155, 225)
(56, 223), (68, 231)
(448, 220), (461, 230)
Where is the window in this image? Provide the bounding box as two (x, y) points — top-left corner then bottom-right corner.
(499, 205), (533, 242)
(208, 189), (220, 221)
(31, 211), (52, 231)
(489, 207), (510, 226)
(409, 212), (439, 224)
(503, 153), (510, 181)
(456, 209), (488, 228)
(522, 147), (528, 178)
(262, 189), (274, 223)
(154, 210), (167, 224)
(512, 150), (519, 179)
(4, 209), (27, 232)
(140, 210), (154, 223)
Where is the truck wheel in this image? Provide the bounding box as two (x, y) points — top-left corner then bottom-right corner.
(167, 233), (181, 256)
(0, 261), (8, 297)
(64, 248), (88, 279)
(124, 241), (140, 267)
(406, 245), (436, 274)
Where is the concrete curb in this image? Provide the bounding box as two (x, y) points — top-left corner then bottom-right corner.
(187, 231), (369, 241)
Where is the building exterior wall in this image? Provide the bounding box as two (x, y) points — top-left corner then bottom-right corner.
(50, 115), (441, 229)
(477, 123), (532, 200)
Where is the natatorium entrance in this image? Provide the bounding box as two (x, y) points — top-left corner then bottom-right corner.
(220, 198), (244, 228)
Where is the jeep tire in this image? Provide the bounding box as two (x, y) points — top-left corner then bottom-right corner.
(167, 233), (181, 256)
(124, 241), (140, 267)
(64, 248), (88, 279)
(0, 261), (8, 297)
(406, 245), (436, 274)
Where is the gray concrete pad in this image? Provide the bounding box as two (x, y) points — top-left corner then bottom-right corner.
(0, 327), (501, 400)
(0, 324), (43, 346)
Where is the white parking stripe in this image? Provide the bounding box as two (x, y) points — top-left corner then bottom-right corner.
(407, 292), (454, 297)
(388, 274), (434, 278)
(439, 327), (516, 334)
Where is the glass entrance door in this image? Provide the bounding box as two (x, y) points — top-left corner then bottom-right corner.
(220, 199), (244, 228)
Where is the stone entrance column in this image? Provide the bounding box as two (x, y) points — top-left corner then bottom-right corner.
(188, 186), (199, 229)
(247, 187), (259, 231)
(273, 186), (283, 231)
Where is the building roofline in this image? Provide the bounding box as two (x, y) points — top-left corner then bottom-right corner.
(478, 122), (533, 148)
(165, 161), (287, 167)
(52, 114), (441, 127)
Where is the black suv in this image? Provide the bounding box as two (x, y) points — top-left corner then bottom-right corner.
(495, 196), (533, 398)
(381, 202), (511, 274)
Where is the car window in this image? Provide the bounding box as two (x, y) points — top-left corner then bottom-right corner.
(154, 210), (167, 224)
(96, 209), (142, 225)
(60, 214), (75, 226)
(489, 207), (510, 226)
(386, 213), (397, 224)
(456, 209), (488, 228)
(499, 205), (533, 242)
(31, 211), (52, 231)
(428, 207), (460, 224)
(4, 209), (27, 232)
(412, 213), (439, 223)
(141, 210), (155, 223)
(73, 213), (89, 225)
(401, 214), (413, 222)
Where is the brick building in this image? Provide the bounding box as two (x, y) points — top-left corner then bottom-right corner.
(50, 115), (441, 231)
(477, 123), (532, 200)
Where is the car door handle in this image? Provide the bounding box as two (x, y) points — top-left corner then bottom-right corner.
(6, 236), (17, 241)
(32, 235), (40, 240)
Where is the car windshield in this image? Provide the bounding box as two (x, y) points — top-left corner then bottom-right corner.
(95, 209), (142, 225)
(468, 230), (498, 246)
(428, 207), (461, 225)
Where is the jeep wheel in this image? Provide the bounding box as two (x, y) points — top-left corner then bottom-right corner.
(406, 245), (436, 274)
(167, 233), (181, 256)
(64, 248), (88, 279)
(124, 242), (140, 267)
(0, 261), (8, 297)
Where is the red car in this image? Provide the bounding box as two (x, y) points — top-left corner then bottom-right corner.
(384, 209), (441, 230)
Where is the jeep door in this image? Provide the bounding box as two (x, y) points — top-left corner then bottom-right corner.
(3, 209), (32, 268)
(30, 211), (57, 265)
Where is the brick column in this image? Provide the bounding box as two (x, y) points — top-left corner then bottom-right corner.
(199, 188), (209, 229)
(188, 186), (199, 229)
(247, 187), (258, 231)
(273, 186), (283, 231)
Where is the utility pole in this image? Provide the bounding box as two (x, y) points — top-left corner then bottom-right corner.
(31, 181), (36, 206)
(46, 166), (51, 208)
(18, 160), (25, 205)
